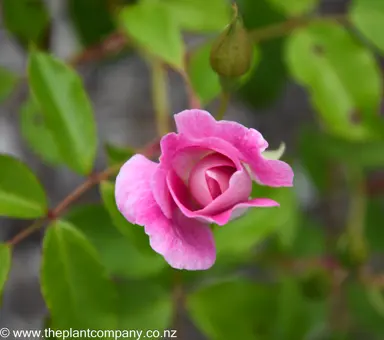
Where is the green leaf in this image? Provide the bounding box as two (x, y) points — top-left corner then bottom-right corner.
(28, 52), (97, 175)
(299, 126), (329, 193)
(350, 0), (384, 54)
(20, 98), (62, 166)
(366, 198), (384, 253)
(237, 0), (288, 108)
(273, 276), (327, 340)
(116, 280), (172, 330)
(68, 0), (116, 47)
(164, 0), (230, 32)
(301, 127), (384, 170)
(188, 42), (221, 105)
(290, 217), (325, 258)
(65, 204), (165, 279)
(41, 220), (117, 329)
(0, 154), (47, 218)
(216, 186), (298, 259)
(105, 143), (134, 167)
(0, 67), (19, 103)
(2, 0), (50, 47)
(187, 279), (278, 339)
(347, 282), (384, 335)
(0, 244), (11, 302)
(285, 22), (382, 140)
(119, 2), (184, 68)
(267, 0), (318, 16)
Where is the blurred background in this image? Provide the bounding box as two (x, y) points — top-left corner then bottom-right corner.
(1, 0), (384, 339)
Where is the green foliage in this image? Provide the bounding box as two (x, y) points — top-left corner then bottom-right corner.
(237, 0), (288, 108)
(2, 0), (384, 337)
(119, 2), (184, 69)
(28, 52), (97, 175)
(286, 22), (382, 140)
(116, 280), (172, 330)
(188, 42), (221, 105)
(347, 282), (384, 336)
(41, 220), (117, 330)
(104, 143), (135, 167)
(65, 204), (165, 279)
(274, 276), (327, 339)
(365, 199), (384, 253)
(290, 217), (326, 258)
(0, 244), (11, 302)
(163, 0), (230, 32)
(0, 154), (47, 218)
(187, 279), (278, 339)
(2, 0), (50, 48)
(0, 68), (19, 103)
(298, 268), (332, 301)
(267, 0), (319, 16)
(215, 186), (298, 261)
(350, 0), (384, 54)
(20, 98), (62, 166)
(68, 0), (116, 47)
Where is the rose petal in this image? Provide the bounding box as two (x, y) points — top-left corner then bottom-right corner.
(174, 110), (294, 187)
(152, 165), (173, 219)
(250, 158), (294, 187)
(171, 147), (213, 183)
(205, 166), (233, 193)
(115, 154), (216, 270)
(153, 132), (243, 217)
(167, 167), (253, 222)
(210, 198), (280, 225)
(115, 154), (159, 225)
(174, 109), (269, 152)
(148, 209), (216, 270)
(206, 175), (221, 200)
(189, 153), (235, 206)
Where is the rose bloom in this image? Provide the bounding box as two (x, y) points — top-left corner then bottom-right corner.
(115, 110), (294, 270)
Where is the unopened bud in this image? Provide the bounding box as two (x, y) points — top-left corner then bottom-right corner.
(210, 3), (253, 78)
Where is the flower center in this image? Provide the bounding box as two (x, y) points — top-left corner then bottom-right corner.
(188, 153), (236, 207)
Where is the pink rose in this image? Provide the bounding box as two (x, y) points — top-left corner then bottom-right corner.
(115, 110), (294, 270)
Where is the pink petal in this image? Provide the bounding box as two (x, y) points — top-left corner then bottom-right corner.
(115, 154), (216, 270)
(115, 154), (159, 225)
(200, 169), (252, 215)
(205, 167), (233, 193)
(189, 153), (235, 206)
(171, 147), (213, 183)
(159, 133), (243, 169)
(250, 158), (294, 187)
(152, 132), (244, 217)
(152, 165), (173, 219)
(167, 168), (253, 223)
(205, 176), (221, 200)
(147, 209), (216, 270)
(174, 110), (294, 187)
(174, 109), (269, 152)
(211, 198), (280, 225)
